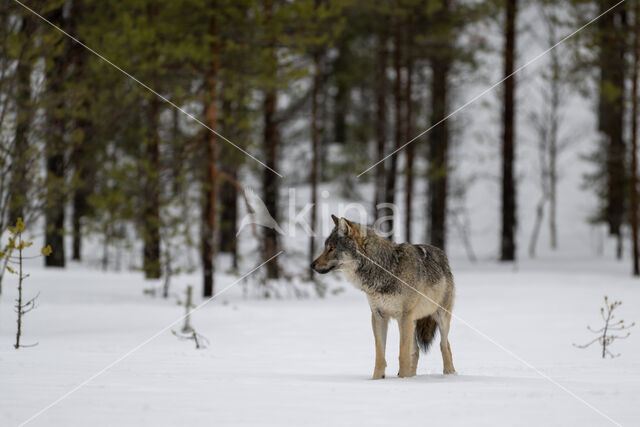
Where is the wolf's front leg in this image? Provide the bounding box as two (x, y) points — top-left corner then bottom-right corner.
(398, 315), (416, 378)
(371, 311), (389, 379)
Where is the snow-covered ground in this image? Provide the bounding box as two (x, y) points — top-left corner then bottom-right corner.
(1, 253), (639, 427)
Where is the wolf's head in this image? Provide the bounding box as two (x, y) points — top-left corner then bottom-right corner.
(310, 214), (366, 274)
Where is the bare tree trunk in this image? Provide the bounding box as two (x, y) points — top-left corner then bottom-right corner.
(218, 172), (238, 252)
(404, 13), (414, 244)
(70, 13), (91, 262)
(261, 0), (280, 280)
(263, 86), (280, 279)
(548, 40), (560, 251)
(202, 0), (220, 297)
(529, 198), (545, 258)
(500, 0), (517, 261)
(44, 7), (68, 268)
(383, 16), (403, 239)
(309, 45), (321, 280)
(142, 3), (161, 278)
(218, 97), (238, 270)
(71, 145), (88, 262)
(631, 0), (640, 276)
(143, 97), (161, 278)
(373, 22), (388, 222)
(428, 0), (451, 251)
(598, 0), (628, 241)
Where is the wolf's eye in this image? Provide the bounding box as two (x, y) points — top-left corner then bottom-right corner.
(327, 247), (333, 253)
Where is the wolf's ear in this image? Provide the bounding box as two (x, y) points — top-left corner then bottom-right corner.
(331, 214), (339, 226)
(337, 217), (352, 236)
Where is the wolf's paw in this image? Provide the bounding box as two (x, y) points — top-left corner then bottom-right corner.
(372, 369), (386, 380)
(443, 368), (457, 375)
(397, 369), (415, 378)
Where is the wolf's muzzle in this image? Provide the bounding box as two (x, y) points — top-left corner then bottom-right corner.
(310, 261), (335, 274)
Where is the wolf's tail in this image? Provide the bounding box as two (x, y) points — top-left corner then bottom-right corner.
(415, 315), (438, 353)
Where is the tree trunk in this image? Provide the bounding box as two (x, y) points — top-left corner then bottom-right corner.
(549, 36), (560, 251)
(383, 16), (403, 239)
(309, 48), (321, 280)
(142, 3), (161, 278)
(71, 145), (88, 261)
(262, 0), (280, 280)
(202, 0), (220, 297)
(529, 198), (545, 258)
(598, 0), (628, 239)
(404, 13), (414, 244)
(500, 0), (517, 261)
(218, 97), (238, 268)
(44, 7), (68, 268)
(631, 0), (639, 276)
(8, 16), (34, 226)
(218, 172), (237, 255)
(70, 12), (91, 262)
(428, 0), (451, 251)
(142, 96), (161, 278)
(373, 22), (388, 222)
(263, 88), (280, 279)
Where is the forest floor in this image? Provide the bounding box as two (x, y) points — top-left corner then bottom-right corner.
(1, 255), (639, 426)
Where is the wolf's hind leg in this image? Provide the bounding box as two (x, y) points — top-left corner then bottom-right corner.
(436, 310), (456, 375)
(371, 311), (389, 379)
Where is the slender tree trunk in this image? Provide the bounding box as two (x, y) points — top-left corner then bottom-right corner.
(143, 97), (161, 278)
(218, 173), (238, 254)
(373, 23), (388, 222)
(631, 0), (640, 276)
(262, 0), (280, 280)
(404, 14), (414, 244)
(44, 7), (68, 268)
(428, 0), (451, 251)
(500, 0), (517, 261)
(218, 96), (238, 268)
(529, 198), (545, 258)
(70, 14), (91, 262)
(71, 145), (88, 261)
(383, 17), (403, 239)
(309, 48), (321, 280)
(142, 3), (161, 278)
(548, 41), (560, 251)
(598, 0), (628, 240)
(202, 0), (220, 297)
(263, 88), (280, 279)
(8, 16), (33, 226)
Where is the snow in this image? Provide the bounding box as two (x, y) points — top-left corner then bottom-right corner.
(1, 254), (639, 427)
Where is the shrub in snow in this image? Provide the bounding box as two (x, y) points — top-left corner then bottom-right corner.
(574, 296), (635, 358)
(1, 218), (52, 349)
(172, 285), (209, 349)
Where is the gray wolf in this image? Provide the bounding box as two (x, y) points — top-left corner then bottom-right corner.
(311, 215), (456, 379)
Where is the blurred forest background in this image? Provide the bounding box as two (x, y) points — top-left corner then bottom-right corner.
(0, 0), (638, 298)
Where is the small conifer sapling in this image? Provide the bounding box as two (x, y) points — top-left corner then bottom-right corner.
(574, 296), (635, 358)
(1, 218), (52, 349)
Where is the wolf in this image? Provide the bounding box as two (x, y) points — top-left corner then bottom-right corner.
(311, 215), (456, 379)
